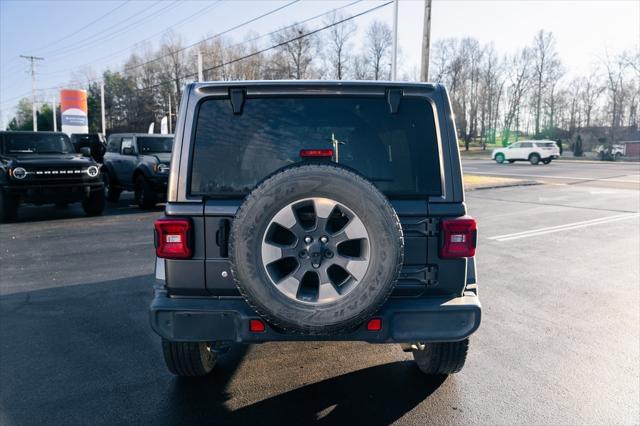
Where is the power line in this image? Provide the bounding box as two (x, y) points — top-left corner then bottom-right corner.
(122, 0), (301, 73)
(1, 0), (389, 107)
(135, 1), (393, 93)
(44, 0), (172, 58)
(38, 0), (225, 78)
(30, 0), (132, 54)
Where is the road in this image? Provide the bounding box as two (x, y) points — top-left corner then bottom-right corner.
(1, 168), (639, 425)
(463, 158), (640, 190)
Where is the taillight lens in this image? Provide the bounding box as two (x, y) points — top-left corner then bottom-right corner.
(440, 216), (477, 258)
(300, 149), (333, 158)
(154, 218), (192, 259)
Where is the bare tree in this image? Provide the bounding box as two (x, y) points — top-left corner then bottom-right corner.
(531, 30), (561, 137)
(159, 31), (191, 105)
(324, 13), (356, 80)
(602, 51), (631, 142)
(271, 24), (317, 79)
(365, 20), (392, 80)
(503, 47), (534, 144)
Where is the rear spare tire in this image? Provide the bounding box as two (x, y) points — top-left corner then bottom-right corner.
(229, 164), (404, 335)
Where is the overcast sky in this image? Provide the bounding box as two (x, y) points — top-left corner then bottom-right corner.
(1, 0), (638, 126)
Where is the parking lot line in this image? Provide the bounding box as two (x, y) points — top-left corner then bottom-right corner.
(488, 213), (640, 242)
(467, 171), (640, 183)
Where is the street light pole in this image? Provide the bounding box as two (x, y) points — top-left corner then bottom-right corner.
(51, 96), (57, 132)
(100, 81), (106, 136)
(420, 0), (432, 82)
(391, 0), (399, 80)
(20, 55), (44, 131)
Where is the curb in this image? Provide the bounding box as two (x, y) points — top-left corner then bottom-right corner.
(466, 181), (541, 191)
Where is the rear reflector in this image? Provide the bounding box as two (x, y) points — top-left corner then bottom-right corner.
(366, 318), (382, 331)
(249, 319), (266, 333)
(300, 149), (333, 158)
(440, 216), (477, 259)
(154, 218), (192, 259)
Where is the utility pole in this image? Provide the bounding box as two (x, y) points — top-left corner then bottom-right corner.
(197, 49), (204, 82)
(391, 0), (399, 80)
(20, 55), (44, 131)
(100, 81), (106, 136)
(420, 0), (432, 82)
(51, 96), (57, 132)
(168, 93), (172, 134)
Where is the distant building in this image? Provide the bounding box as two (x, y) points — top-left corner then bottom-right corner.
(622, 141), (640, 157)
(571, 126), (640, 151)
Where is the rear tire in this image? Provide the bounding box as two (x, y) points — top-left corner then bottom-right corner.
(529, 153), (541, 165)
(0, 191), (19, 223)
(412, 339), (469, 375)
(134, 175), (157, 209)
(82, 187), (105, 216)
(161, 340), (217, 377)
(495, 154), (505, 164)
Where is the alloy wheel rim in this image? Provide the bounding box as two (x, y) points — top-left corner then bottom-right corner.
(260, 197), (371, 305)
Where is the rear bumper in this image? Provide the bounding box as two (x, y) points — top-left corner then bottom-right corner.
(149, 288), (481, 344)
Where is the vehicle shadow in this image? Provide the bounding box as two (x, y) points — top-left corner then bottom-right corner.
(10, 193), (164, 223)
(0, 274), (446, 425)
(166, 360), (446, 425)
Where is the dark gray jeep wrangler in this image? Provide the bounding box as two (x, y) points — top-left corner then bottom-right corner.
(150, 81), (481, 377)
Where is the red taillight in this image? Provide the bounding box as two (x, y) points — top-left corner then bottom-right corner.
(300, 149), (333, 158)
(366, 318), (382, 331)
(154, 218), (192, 259)
(440, 216), (477, 259)
(249, 319), (266, 333)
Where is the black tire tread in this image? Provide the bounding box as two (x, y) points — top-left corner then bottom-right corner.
(161, 340), (216, 377)
(229, 163), (404, 335)
(412, 339), (469, 375)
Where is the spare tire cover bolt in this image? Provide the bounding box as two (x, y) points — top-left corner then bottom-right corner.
(320, 236), (328, 244)
(304, 236), (313, 244)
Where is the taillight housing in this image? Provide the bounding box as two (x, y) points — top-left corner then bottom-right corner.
(154, 218), (193, 259)
(440, 216), (477, 259)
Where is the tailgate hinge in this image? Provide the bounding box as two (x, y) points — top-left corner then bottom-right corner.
(425, 265), (438, 286)
(426, 218), (439, 236)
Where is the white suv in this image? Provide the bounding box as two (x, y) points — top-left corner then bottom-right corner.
(492, 140), (560, 165)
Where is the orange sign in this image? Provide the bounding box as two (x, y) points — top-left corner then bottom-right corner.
(60, 89), (88, 114)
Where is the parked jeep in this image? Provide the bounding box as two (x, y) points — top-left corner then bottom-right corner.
(150, 82), (481, 377)
(0, 131), (104, 222)
(102, 133), (173, 209)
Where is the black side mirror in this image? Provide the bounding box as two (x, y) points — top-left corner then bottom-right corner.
(80, 147), (91, 157)
(122, 147), (134, 155)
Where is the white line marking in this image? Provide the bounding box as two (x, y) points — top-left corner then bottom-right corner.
(488, 213), (640, 242)
(465, 171), (640, 183)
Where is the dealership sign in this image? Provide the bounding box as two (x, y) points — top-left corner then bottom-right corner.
(60, 89), (88, 135)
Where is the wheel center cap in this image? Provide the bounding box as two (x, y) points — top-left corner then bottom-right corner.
(308, 241), (324, 268)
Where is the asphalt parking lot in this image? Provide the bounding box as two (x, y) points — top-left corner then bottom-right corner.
(1, 161), (639, 425)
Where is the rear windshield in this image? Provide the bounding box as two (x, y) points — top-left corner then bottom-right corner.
(138, 136), (173, 154)
(538, 142), (557, 147)
(2, 133), (75, 155)
(190, 97), (441, 197)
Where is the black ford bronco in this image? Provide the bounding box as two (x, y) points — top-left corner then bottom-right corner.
(102, 133), (173, 209)
(150, 81), (481, 377)
(0, 131), (104, 222)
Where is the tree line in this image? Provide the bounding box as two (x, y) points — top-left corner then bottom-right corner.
(7, 17), (639, 151)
